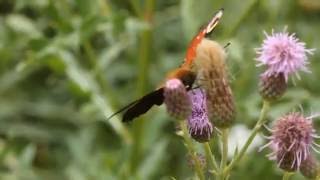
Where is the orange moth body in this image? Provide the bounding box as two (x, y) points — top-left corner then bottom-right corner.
(183, 8), (223, 68)
(182, 30), (206, 68)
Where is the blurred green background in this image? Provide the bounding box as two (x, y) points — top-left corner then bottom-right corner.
(0, 0), (319, 179)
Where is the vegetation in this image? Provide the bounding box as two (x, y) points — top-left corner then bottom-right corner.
(0, 0), (319, 179)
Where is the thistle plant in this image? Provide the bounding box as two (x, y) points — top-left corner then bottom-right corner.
(256, 28), (314, 101)
(260, 113), (320, 172)
(162, 28), (317, 180)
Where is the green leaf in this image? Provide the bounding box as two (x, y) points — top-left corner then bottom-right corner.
(6, 14), (41, 38)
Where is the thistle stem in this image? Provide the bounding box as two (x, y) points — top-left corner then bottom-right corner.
(204, 142), (219, 173)
(180, 121), (205, 180)
(282, 171), (294, 180)
(224, 100), (270, 174)
(219, 128), (229, 179)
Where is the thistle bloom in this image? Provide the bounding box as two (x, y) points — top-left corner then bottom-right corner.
(256, 28), (314, 81)
(187, 89), (213, 142)
(261, 112), (320, 171)
(164, 79), (191, 120)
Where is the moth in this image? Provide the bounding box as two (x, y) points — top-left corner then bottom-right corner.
(107, 9), (224, 122)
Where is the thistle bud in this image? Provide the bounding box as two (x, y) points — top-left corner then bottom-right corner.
(194, 39), (235, 128)
(164, 79), (191, 120)
(300, 154), (320, 179)
(259, 73), (287, 101)
(187, 153), (207, 170)
(187, 89), (213, 142)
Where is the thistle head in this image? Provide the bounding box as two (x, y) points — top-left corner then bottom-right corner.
(187, 89), (213, 142)
(164, 79), (191, 120)
(262, 112), (320, 171)
(256, 28), (314, 81)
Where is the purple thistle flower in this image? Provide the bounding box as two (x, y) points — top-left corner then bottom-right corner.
(256, 28), (314, 81)
(164, 79), (191, 120)
(260, 112), (320, 171)
(187, 89), (213, 142)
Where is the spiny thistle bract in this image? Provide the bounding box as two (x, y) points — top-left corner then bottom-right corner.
(259, 73), (287, 101)
(261, 112), (320, 171)
(164, 79), (191, 120)
(194, 39), (235, 128)
(187, 89), (213, 142)
(256, 28), (314, 101)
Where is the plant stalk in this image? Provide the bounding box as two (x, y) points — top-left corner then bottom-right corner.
(204, 142), (219, 173)
(219, 128), (229, 179)
(180, 121), (205, 180)
(224, 100), (270, 174)
(282, 172), (294, 180)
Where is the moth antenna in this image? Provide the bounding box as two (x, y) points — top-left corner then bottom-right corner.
(224, 42), (231, 49)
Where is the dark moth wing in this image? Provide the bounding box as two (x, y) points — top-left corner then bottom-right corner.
(107, 70), (196, 122)
(122, 88), (164, 122)
(106, 88), (164, 122)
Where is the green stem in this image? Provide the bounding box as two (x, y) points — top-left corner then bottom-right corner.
(129, 0), (142, 17)
(224, 100), (270, 174)
(203, 142), (219, 173)
(282, 172), (294, 180)
(220, 129), (229, 179)
(180, 121), (205, 180)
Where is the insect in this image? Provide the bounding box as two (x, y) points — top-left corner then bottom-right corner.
(107, 8), (224, 122)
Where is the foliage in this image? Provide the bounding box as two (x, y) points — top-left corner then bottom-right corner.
(0, 0), (319, 179)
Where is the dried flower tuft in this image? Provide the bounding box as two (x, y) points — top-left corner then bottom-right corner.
(194, 39), (236, 128)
